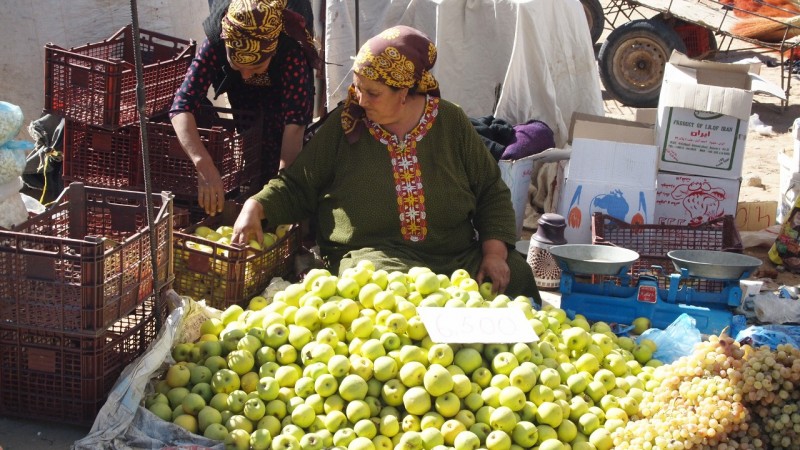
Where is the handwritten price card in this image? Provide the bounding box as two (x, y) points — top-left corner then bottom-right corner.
(418, 307), (539, 344)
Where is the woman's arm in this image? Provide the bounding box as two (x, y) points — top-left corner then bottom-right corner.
(280, 123), (306, 169)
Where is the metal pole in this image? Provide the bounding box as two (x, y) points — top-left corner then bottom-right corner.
(129, 0), (165, 330)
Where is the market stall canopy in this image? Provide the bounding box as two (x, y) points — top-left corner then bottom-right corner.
(324, 0), (604, 147)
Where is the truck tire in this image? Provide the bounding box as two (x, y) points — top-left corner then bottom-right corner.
(598, 19), (687, 107)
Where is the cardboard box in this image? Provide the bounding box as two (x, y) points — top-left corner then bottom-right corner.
(656, 52), (784, 179)
(736, 201), (776, 231)
(654, 172), (741, 226)
(558, 114), (658, 244)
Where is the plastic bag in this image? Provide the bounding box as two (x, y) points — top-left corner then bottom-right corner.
(735, 324), (800, 350)
(638, 313), (702, 364)
(0, 101), (24, 146)
(753, 292), (800, 324)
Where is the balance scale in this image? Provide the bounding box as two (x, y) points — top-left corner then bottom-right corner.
(549, 245), (762, 335)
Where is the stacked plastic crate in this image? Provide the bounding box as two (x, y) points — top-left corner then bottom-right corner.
(0, 183), (174, 425)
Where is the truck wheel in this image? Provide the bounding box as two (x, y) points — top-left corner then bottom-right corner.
(598, 19), (687, 107)
(580, 0), (604, 45)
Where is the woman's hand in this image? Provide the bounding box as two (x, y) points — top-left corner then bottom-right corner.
(231, 198), (266, 246)
(476, 239), (511, 294)
(195, 158), (225, 216)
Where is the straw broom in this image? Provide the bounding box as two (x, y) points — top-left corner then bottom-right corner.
(731, 14), (800, 42)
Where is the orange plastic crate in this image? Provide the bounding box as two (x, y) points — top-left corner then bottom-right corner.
(44, 25), (195, 129)
(0, 183), (173, 333)
(0, 295), (167, 426)
(173, 203), (299, 309)
(62, 119), (142, 189)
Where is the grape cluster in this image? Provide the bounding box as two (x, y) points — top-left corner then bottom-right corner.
(611, 335), (800, 449)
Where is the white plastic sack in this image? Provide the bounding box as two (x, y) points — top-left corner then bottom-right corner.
(73, 291), (225, 450)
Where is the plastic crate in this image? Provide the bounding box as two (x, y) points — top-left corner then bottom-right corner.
(143, 107), (263, 203)
(62, 119), (142, 189)
(0, 183), (173, 333)
(0, 294), (167, 426)
(674, 23), (714, 59)
(591, 213), (743, 291)
(44, 25), (195, 129)
(173, 202), (299, 309)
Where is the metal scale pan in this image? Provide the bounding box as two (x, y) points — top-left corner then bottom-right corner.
(549, 244), (640, 276)
(667, 250), (762, 281)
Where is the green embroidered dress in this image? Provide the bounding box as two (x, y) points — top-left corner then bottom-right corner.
(251, 97), (540, 299)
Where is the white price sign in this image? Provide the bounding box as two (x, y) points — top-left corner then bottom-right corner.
(417, 307), (538, 344)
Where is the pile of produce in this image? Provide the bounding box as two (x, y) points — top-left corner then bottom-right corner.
(145, 261), (800, 450)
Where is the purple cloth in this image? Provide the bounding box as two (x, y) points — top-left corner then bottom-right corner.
(501, 119), (555, 160)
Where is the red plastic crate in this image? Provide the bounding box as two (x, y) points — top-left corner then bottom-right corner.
(591, 213), (742, 291)
(0, 183), (173, 333)
(143, 107), (263, 203)
(62, 119), (142, 189)
(0, 294), (167, 426)
(44, 25), (195, 129)
(173, 202), (299, 309)
(674, 23), (714, 59)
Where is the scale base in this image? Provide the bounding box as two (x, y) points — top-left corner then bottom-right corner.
(560, 294), (736, 336)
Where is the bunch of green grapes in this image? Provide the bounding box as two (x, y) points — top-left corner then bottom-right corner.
(613, 336), (800, 449)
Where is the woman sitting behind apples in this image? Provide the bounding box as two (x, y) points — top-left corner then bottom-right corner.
(232, 25), (541, 301)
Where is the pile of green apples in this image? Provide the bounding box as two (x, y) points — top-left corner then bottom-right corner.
(146, 261), (661, 450)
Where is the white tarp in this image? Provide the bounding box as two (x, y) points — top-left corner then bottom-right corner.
(494, 0), (605, 147)
(0, 0), (208, 134)
(324, 0), (604, 145)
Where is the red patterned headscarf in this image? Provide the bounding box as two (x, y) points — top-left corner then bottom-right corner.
(221, 0), (321, 70)
(341, 25), (440, 144)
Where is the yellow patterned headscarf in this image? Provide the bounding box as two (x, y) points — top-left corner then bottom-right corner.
(221, 0), (286, 66)
(342, 26), (440, 143)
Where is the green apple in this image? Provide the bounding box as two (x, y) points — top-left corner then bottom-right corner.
(535, 401), (563, 428)
(528, 385), (554, 406)
(561, 327), (590, 352)
(453, 348), (483, 375)
(226, 390), (248, 414)
(423, 364), (454, 397)
(438, 419), (465, 446)
(589, 427), (613, 450)
(242, 397), (266, 421)
(485, 429), (512, 450)
(403, 386), (432, 416)
(498, 386), (526, 412)
(511, 420), (539, 448)
(220, 304), (245, 325)
(203, 421), (229, 440)
(584, 380), (607, 403)
(507, 364), (536, 393)
(491, 352), (519, 376)
(223, 428), (250, 450)
(398, 361), (426, 387)
(271, 434), (301, 450)
(591, 333), (614, 356)
(373, 355), (399, 382)
(632, 344), (654, 364)
(453, 430), (481, 450)
(380, 379), (406, 407)
(593, 368), (617, 392)
(434, 392), (461, 418)
(602, 353), (629, 377)
(211, 368), (240, 394)
(536, 367), (560, 389)
(165, 363), (191, 388)
(489, 405), (517, 433)
(339, 374), (369, 401)
(248, 428), (272, 450)
(565, 372), (590, 394)
(577, 411), (601, 435)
